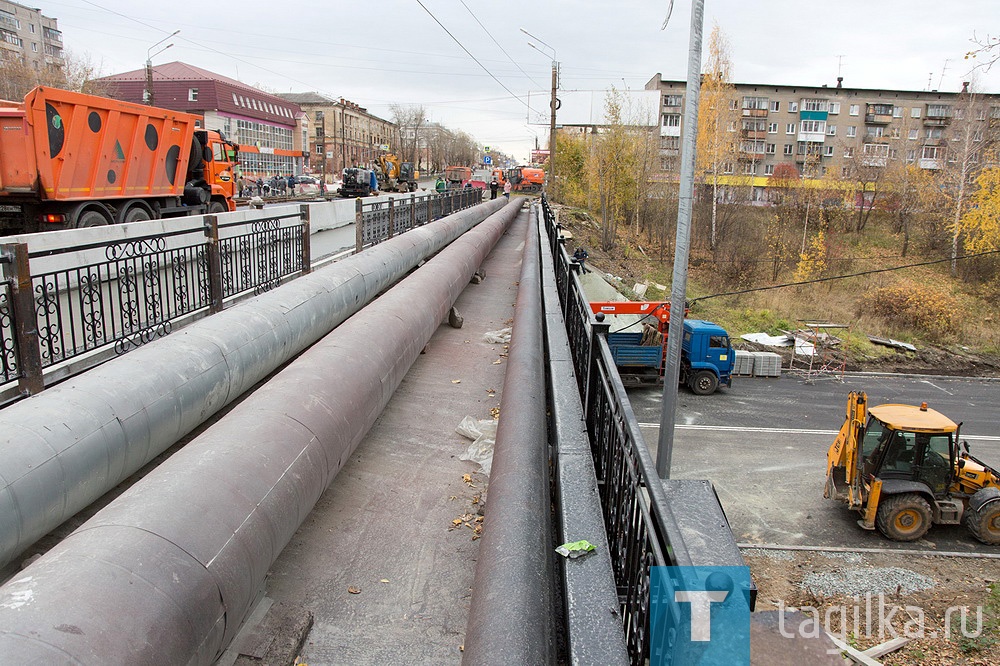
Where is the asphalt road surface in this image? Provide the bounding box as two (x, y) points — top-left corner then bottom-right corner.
(627, 372), (1000, 554)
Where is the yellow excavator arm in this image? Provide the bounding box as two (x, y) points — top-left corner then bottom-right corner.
(825, 391), (867, 504)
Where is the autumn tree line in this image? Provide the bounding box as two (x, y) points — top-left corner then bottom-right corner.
(549, 27), (1000, 343)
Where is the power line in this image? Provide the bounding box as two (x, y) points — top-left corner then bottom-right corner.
(414, 0), (530, 110)
(459, 0), (545, 90)
(688, 248), (1000, 306)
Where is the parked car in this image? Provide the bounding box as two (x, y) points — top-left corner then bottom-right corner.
(293, 175), (321, 196)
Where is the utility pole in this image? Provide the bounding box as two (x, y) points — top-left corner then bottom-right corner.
(548, 59), (558, 190)
(656, 0), (705, 479)
(145, 30), (179, 106)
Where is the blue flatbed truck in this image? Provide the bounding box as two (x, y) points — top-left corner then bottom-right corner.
(595, 304), (735, 394)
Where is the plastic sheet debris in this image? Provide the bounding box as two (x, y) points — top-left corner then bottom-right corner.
(456, 416), (498, 475)
(869, 336), (917, 352)
(555, 540), (596, 559)
(484, 328), (512, 344)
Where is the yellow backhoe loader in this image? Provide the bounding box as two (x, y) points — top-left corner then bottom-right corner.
(825, 391), (1000, 543)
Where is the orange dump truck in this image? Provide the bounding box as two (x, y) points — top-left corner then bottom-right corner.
(506, 166), (545, 193)
(0, 86), (240, 234)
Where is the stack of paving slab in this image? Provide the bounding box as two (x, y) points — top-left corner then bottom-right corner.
(750, 351), (782, 377)
(733, 350), (756, 376)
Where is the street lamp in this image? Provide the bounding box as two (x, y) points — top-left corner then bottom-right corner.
(520, 28), (558, 189)
(145, 30), (179, 106)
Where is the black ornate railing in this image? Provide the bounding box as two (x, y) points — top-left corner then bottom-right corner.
(0, 208), (310, 399)
(355, 188), (482, 252)
(540, 194), (695, 665)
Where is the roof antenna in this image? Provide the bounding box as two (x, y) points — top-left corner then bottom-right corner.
(926, 72), (933, 91)
(937, 58), (951, 91)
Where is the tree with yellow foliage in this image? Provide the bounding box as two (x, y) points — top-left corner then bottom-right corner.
(696, 23), (740, 251)
(959, 166), (1000, 254)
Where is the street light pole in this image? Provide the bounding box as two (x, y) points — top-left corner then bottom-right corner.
(522, 30), (558, 193)
(145, 30), (179, 106)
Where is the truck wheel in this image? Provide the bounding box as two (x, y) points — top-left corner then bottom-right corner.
(123, 207), (151, 224)
(208, 201), (227, 214)
(689, 370), (718, 395)
(966, 502), (1000, 545)
(76, 210), (109, 227)
(875, 493), (932, 541)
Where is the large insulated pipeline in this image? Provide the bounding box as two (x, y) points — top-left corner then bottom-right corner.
(462, 209), (554, 664)
(0, 197), (507, 570)
(0, 198), (523, 664)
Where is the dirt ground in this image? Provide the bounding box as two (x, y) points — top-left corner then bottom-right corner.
(746, 548), (999, 665)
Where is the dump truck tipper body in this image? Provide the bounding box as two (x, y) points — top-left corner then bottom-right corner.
(0, 86), (238, 233)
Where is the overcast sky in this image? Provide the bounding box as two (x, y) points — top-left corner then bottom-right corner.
(48, 0), (999, 163)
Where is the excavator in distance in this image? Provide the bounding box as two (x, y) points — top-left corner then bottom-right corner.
(373, 154), (417, 192)
(825, 391), (1000, 544)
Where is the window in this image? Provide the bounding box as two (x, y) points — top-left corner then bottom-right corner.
(662, 114), (681, 127)
(824, 145), (834, 157)
(768, 122), (778, 133)
(922, 145), (942, 159)
(770, 100), (780, 112)
(727, 121), (737, 132)
(846, 126), (857, 138)
(742, 162), (756, 175)
(31, 43), (37, 52)
(908, 129), (918, 140)
(30, 23), (36, 33)
(863, 143), (889, 157)
(849, 104), (859, 116)
(893, 106), (903, 118)
(866, 126), (884, 138)
(974, 129), (984, 141)
(766, 143), (776, 154)
(786, 123), (796, 134)
(868, 103), (893, 116)
(906, 149), (916, 162)
(800, 119), (825, 133)
(0, 11), (20, 30)
(844, 147), (854, 158)
(730, 99), (739, 110)
(783, 144), (793, 155)
(188, 88), (198, 102)
(743, 96), (768, 110)
(827, 125), (837, 136)
(722, 162), (734, 174)
(910, 107), (921, 118)
(890, 127), (900, 139)
(927, 104), (951, 118)
(954, 108), (965, 120)
(764, 164), (775, 175)
(830, 102), (841, 114)
(842, 167), (850, 177)
(315, 144), (323, 154)
(925, 128), (942, 139)
(803, 99), (828, 112)
(789, 102), (799, 112)
(664, 94), (682, 107)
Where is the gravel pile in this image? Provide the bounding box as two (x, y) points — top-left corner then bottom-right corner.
(801, 567), (936, 598)
(741, 547), (795, 561)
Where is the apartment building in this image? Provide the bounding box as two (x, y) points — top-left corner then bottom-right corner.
(278, 92), (396, 181)
(646, 74), (1000, 197)
(0, 0), (64, 73)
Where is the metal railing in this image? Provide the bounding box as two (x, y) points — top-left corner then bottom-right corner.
(0, 208), (310, 399)
(355, 188), (482, 252)
(540, 194), (696, 665)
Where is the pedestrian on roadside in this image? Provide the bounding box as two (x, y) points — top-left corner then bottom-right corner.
(489, 178), (499, 200)
(236, 176), (245, 197)
(573, 246), (590, 273)
(287, 174), (296, 197)
(256, 178), (263, 196)
(503, 180), (512, 199)
(435, 177), (446, 193)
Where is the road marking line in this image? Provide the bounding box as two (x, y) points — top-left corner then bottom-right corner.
(920, 379), (954, 395)
(637, 423), (1000, 441)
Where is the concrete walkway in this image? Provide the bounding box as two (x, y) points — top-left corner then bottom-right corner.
(263, 204), (529, 664)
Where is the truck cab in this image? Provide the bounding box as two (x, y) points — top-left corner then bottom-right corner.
(681, 320), (734, 395)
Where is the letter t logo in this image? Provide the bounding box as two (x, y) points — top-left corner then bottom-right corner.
(675, 590), (729, 641)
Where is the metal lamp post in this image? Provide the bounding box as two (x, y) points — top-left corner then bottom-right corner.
(145, 30), (179, 106)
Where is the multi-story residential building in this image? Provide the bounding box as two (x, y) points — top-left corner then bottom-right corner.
(646, 74), (1000, 200)
(0, 0), (64, 74)
(278, 92), (396, 182)
(98, 62), (308, 179)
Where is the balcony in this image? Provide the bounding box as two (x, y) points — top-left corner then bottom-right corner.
(923, 116), (951, 127)
(741, 129), (767, 140)
(742, 108), (769, 118)
(864, 113), (893, 124)
(919, 158), (941, 170)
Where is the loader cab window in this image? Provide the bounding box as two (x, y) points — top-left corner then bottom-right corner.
(915, 433), (952, 495)
(862, 418), (885, 459)
(880, 430), (917, 476)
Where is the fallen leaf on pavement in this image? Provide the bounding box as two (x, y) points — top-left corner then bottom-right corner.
(348, 586), (361, 594)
